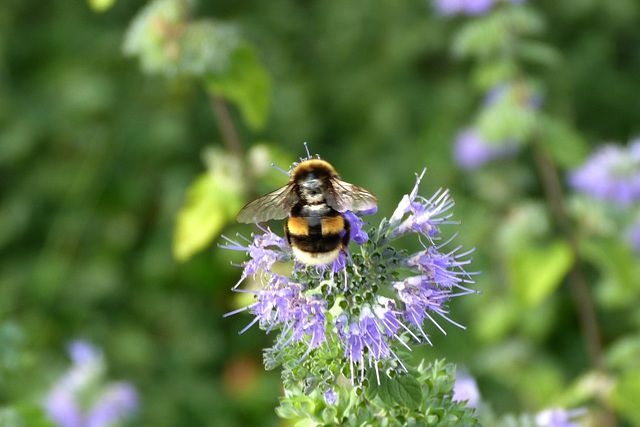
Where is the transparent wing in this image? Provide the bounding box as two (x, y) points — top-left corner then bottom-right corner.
(236, 184), (298, 223)
(325, 178), (378, 213)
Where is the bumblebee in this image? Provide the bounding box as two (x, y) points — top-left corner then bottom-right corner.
(237, 158), (378, 265)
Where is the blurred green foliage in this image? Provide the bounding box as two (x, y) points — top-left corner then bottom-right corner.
(1, 0), (640, 425)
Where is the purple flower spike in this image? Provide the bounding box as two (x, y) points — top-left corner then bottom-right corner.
(44, 341), (138, 427)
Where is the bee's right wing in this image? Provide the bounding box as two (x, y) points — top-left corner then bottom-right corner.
(325, 178), (378, 213)
(236, 184), (298, 223)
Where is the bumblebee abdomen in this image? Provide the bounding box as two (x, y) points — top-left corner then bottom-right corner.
(284, 209), (349, 266)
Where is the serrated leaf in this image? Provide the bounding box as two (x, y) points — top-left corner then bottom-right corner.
(364, 368), (379, 400)
(509, 240), (574, 307)
(377, 373), (422, 409)
(206, 45), (271, 130)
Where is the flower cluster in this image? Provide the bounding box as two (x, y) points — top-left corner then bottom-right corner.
(432, 0), (526, 16)
(568, 140), (640, 206)
(223, 151), (479, 395)
(44, 341), (138, 427)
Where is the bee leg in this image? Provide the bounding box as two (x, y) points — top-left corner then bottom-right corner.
(284, 220), (292, 246)
(340, 219), (353, 289)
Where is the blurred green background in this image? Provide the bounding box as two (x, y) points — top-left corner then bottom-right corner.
(2, 0), (640, 425)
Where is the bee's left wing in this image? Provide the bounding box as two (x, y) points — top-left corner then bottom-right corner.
(325, 178), (378, 213)
(236, 184), (298, 223)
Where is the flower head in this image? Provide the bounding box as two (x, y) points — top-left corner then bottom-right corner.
(224, 147), (479, 394)
(568, 140), (640, 206)
(44, 341), (138, 427)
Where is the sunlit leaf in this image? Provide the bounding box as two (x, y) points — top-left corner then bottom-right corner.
(611, 369), (640, 426)
(581, 238), (640, 308)
(87, 0), (116, 12)
(509, 240), (574, 307)
(173, 152), (244, 262)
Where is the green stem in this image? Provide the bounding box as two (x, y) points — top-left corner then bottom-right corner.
(532, 140), (617, 427)
(211, 95), (243, 157)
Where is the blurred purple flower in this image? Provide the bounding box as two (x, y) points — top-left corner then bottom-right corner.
(432, 0), (526, 16)
(433, 0), (494, 15)
(568, 140), (640, 206)
(536, 408), (586, 427)
(454, 128), (519, 170)
(452, 373), (480, 408)
(44, 341), (138, 427)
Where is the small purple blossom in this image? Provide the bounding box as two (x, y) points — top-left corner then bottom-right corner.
(568, 140), (640, 206)
(452, 374), (481, 408)
(454, 128), (519, 170)
(536, 408), (587, 427)
(343, 210), (370, 245)
(44, 341), (138, 427)
(389, 170), (459, 241)
(220, 226), (289, 288)
(324, 388), (337, 405)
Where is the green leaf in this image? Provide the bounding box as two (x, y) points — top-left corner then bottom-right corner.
(517, 41), (563, 68)
(173, 151), (244, 262)
(539, 116), (589, 168)
(581, 237), (640, 308)
(377, 372), (422, 409)
(607, 336), (640, 370)
(471, 59), (519, 91)
(87, 0), (116, 12)
(206, 45), (272, 131)
(476, 98), (537, 145)
(612, 369), (640, 426)
(509, 240), (574, 307)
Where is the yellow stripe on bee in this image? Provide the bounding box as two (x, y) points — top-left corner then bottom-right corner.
(287, 217), (309, 236)
(321, 216), (344, 235)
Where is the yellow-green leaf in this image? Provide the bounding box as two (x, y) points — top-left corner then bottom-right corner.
(173, 168), (243, 262)
(87, 0), (117, 13)
(509, 240), (574, 307)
